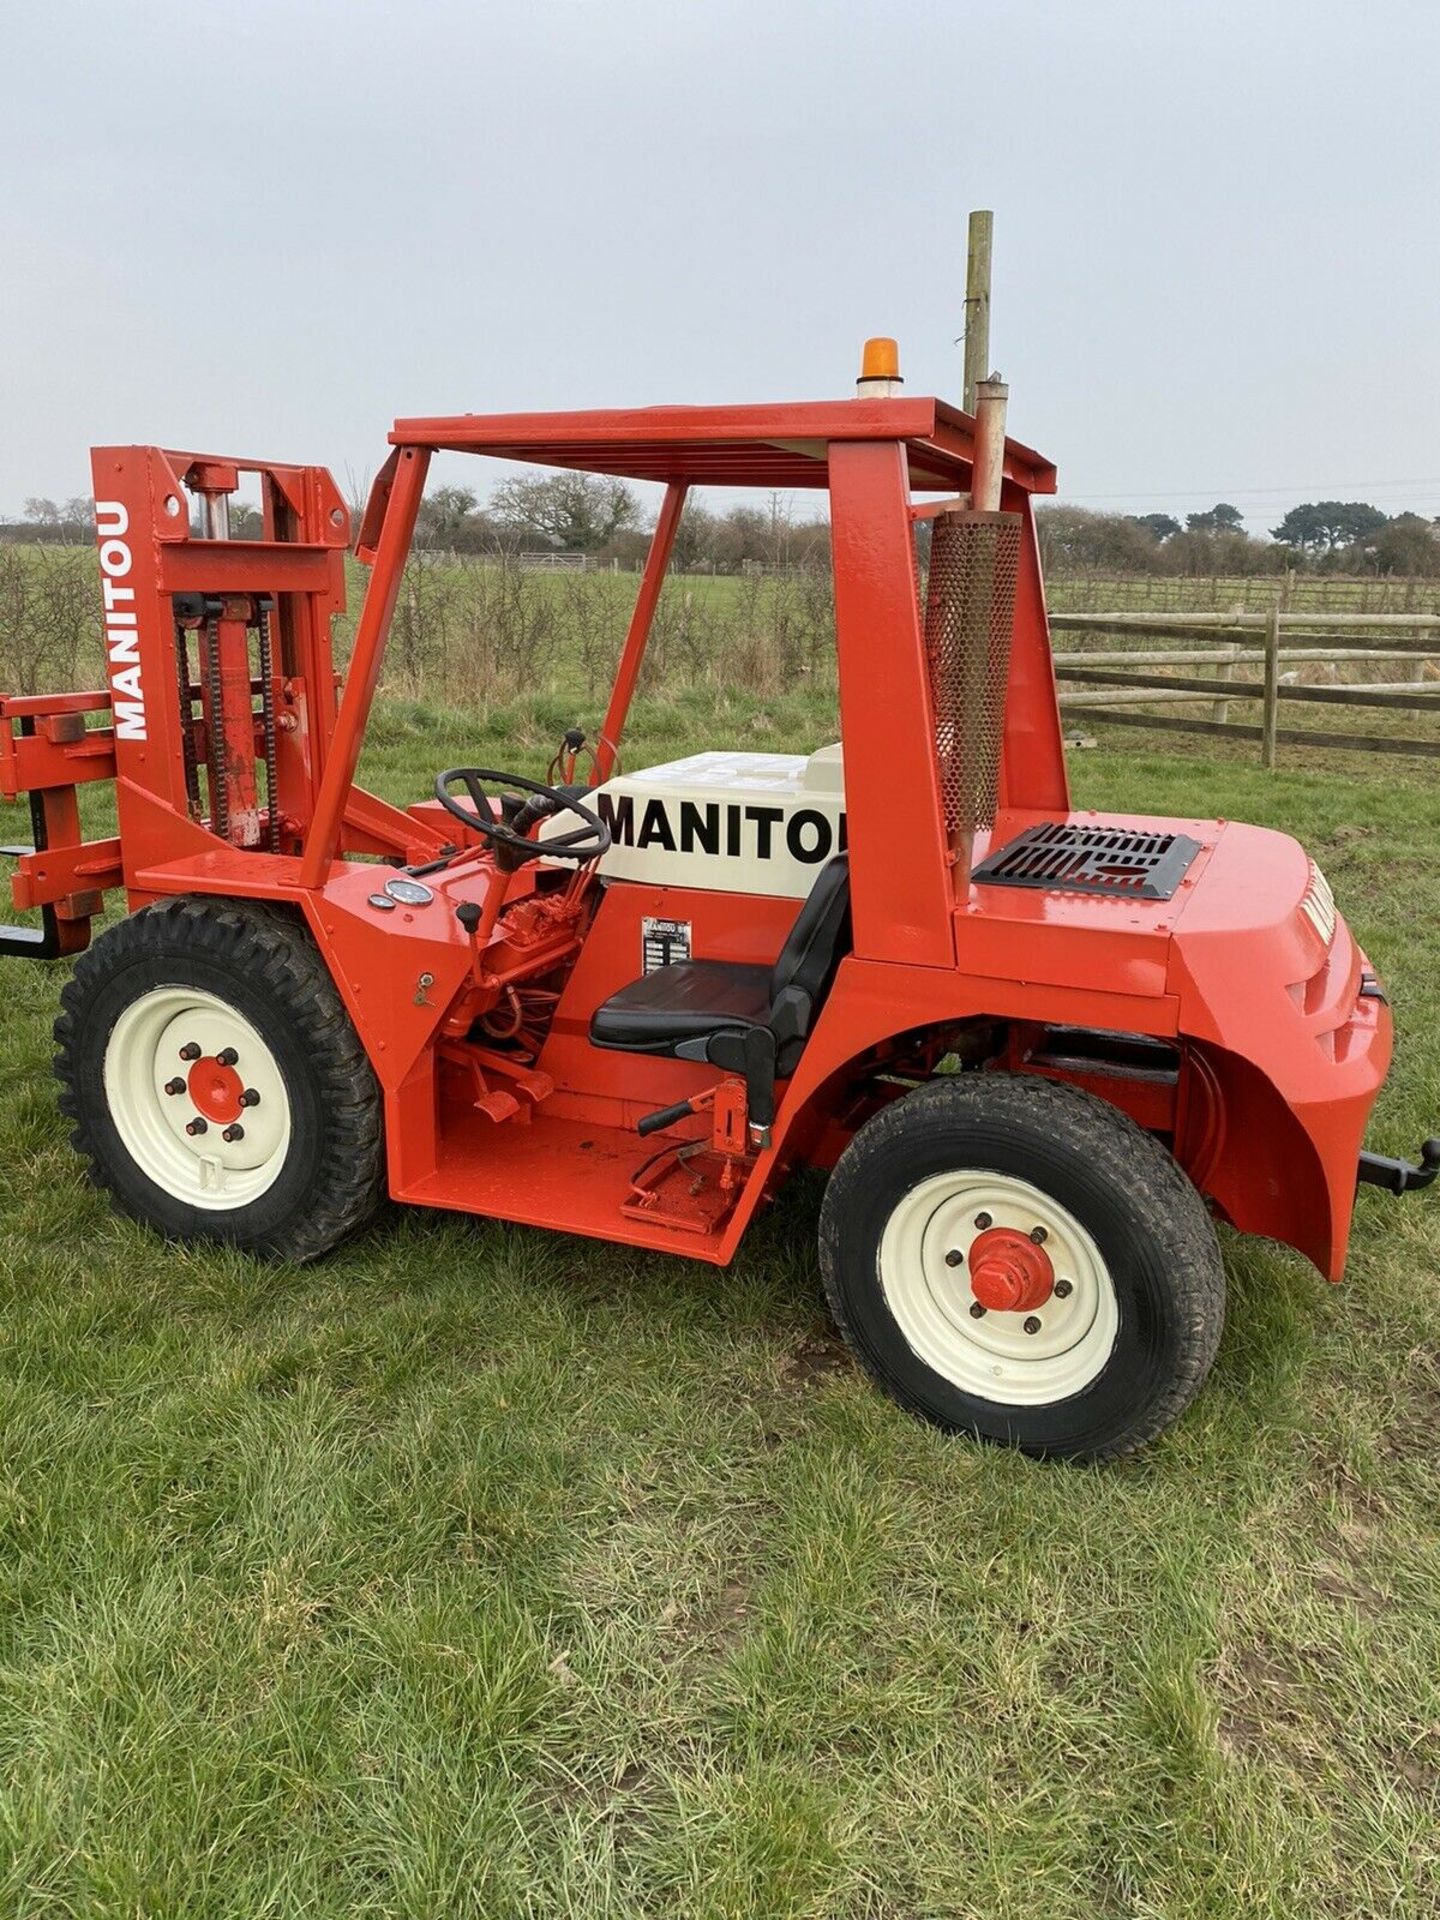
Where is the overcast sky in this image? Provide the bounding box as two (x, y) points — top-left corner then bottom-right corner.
(3, 0), (1437, 533)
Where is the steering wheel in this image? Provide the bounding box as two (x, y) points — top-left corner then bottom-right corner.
(434, 767), (611, 871)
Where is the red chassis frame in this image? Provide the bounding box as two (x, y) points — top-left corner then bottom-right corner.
(1, 400), (1391, 1280)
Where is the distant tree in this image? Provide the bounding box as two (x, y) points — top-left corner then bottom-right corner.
(1164, 527), (1276, 578)
(1185, 502), (1246, 536)
(343, 466), (372, 541)
(229, 503), (264, 541)
(596, 526), (654, 570)
(671, 502), (719, 571)
(21, 496), (93, 543)
(489, 473), (638, 553)
(1334, 501), (1390, 557)
(787, 517), (831, 571)
(416, 485), (479, 549)
(1269, 503), (1327, 553)
(1034, 506), (1165, 573)
(710, 506), (773, 571)
(61, 496), (95, 538)
(1131, 512), (1183, 541)
(1372, 513), (1440, 577)
(1271, 500), (1388, 553)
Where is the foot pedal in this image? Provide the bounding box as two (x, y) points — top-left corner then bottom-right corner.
(621, 1144), (742, 1237)
(474, 1088), (522, 1123)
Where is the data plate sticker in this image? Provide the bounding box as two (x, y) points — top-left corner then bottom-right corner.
(642, 917), (691, 972)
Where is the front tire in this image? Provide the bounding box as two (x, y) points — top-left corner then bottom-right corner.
(819, 1074), (1225, 1460)
(55, 898), (385, 1261)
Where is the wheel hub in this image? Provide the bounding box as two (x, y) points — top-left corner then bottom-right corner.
(968, 1226), (1054, 1313)
(877, 1169), (1120, 1406)
(103, 985), (292, 1210)
(186, 1056), (245, 1124)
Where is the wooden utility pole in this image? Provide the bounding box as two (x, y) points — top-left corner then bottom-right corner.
(963, 210), (993, 414)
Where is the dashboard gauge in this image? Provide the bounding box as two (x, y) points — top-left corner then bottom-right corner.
(367, 892), (397, 912)
(383, 877), (435, 907)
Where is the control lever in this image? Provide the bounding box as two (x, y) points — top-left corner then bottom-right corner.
(454, 895), (500, 974)
(635, 1079), (751, 1161)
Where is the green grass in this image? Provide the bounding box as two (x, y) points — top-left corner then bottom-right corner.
(1, 697), (1439, 1917)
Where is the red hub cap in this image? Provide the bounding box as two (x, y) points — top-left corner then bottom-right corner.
(187, 1057), (245, 1125)
(968, 1227), (1055, 1314)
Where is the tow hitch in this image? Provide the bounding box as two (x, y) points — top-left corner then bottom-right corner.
(1357, 1138), (1440, 1195)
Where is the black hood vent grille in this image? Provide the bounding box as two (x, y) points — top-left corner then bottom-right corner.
(972, 822), (1202, 901)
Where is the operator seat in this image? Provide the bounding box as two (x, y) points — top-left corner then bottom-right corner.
(589, 855), (851, 1129)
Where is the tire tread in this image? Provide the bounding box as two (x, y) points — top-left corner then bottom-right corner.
(818, 1073), (1225, 1460)
(54, 897), (384, 1261)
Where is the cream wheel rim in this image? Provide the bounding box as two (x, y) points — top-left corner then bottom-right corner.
(878, 1169), (1118, 1405)
(103, 985), (292, 1209)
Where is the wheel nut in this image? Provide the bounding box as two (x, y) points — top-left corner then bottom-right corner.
(216, 1046), (239, 1067)
(164, 1077), (185, 1096)
(1053, 1278), (1073, 1299)
(1023, 1315), (1042, 1335)
(178, 1041), (201, 1061)
(239, 1088), (261, 1108)
(974, 1212), (992, 1230)
(969, 1301), (987, 1319)
(945, 1248), (964, 1268)
(222, 1123), (245, 1143)
(1030, 1226), (1048, 1245)
(185, 1117), (208, 1136)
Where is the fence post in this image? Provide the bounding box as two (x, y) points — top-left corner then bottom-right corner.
(1261, 604), (1281, 767)
(1212, 641), (1240, 725)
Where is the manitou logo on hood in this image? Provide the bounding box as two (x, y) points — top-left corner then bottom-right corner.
(597, 791), (848, 865)
(95, 501), (145, 740)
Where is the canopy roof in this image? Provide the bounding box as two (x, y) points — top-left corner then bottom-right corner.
(389, 396), (1056, 495)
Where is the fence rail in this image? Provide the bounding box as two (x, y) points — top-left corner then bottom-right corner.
(1052, 611), (1440, 763)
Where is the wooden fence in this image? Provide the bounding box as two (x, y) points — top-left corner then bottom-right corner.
(1051, 611), (1440, 763)
(516, 551), (589, 572)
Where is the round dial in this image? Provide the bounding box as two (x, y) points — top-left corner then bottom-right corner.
(383, 877), (435, 907)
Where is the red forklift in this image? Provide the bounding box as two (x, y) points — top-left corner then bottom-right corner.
(2, 341), (1433, 1459)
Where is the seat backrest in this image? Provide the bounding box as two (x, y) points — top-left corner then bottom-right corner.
(769, 854), (851, 1013)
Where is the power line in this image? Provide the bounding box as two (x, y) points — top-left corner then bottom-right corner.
(1064, 476), (1440, 503)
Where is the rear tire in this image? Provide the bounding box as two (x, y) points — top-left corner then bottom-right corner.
(818, 1074), (1224, 1460)
(55, 898), (385, 1261)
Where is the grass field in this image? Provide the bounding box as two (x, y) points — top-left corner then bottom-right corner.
(2, 693), (1439, 1918)
(7, 538), (1440, 702)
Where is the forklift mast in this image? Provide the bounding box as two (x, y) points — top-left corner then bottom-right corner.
(1, 447), (451, 954)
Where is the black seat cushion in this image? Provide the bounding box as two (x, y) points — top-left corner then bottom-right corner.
(589, 960), (772, 1054)
(588, 855), (851, 1064)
